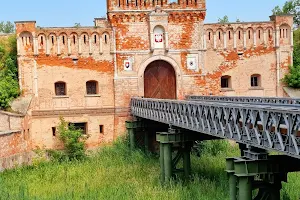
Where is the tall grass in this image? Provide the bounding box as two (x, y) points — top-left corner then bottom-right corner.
(0, 139), (298, 200)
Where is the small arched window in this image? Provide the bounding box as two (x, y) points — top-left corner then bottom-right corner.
(248, 30), (251, 39)
(221, 75), (232, 89)
(104, 35), (108, 44)
(62, 36), (65, 45)
(94, 35), (97, 44)
(251, 74), (261, 87)
(86, 81), (98, 95)
(55, 82), (66, 96)
(51, 36), (54, 45)
(228, 31), (231, 40)
(218, 31), (221, 40)
(41, 36), (44, 45)
(84, 35), (87, 44)
(208, 32), (211, 40)
(238, 31), (241, 40)
(73, 35), (76, 44)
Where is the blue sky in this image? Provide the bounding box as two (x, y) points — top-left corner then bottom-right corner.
(1, 0), (286, 27)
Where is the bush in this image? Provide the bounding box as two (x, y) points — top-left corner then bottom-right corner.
(56, 117), (87, 161)
(282, 65), (300, 88)
(192, 140), (229, 156)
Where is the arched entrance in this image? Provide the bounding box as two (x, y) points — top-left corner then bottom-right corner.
(144, 60), (176, 99)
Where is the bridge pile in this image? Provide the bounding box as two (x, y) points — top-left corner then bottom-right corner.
(128, 96), (300, 200)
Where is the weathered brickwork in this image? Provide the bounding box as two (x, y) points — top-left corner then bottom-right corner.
(12, 0), (293, 150)
(0, 111), (30, 171)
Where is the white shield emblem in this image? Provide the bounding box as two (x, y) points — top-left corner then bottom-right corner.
(155, 34), (163, 43)
(124, 60), (132, 71)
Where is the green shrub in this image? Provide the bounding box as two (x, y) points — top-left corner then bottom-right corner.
(57, 117), (87, 161)
(193, 140), (229, 156)
(282, 65), (300, 88)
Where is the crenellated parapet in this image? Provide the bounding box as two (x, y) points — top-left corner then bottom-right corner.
(15, 21), (112, 57)
(107, 0), (206, 11)
(203, 15), (294, 51)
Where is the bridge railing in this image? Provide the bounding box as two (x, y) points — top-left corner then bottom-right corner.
(131, 97), (300, 159)
(187, 95), (300, 106)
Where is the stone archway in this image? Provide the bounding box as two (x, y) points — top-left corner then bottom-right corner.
(138, 55), (182, 99)
(144, 60), (176, 99)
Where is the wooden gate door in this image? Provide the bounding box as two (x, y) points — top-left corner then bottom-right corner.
(144, 60), (176, 99)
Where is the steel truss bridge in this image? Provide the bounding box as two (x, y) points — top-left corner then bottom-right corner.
(127, 96), (300, 200)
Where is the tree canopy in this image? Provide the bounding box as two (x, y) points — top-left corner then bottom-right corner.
(0, 21), (14, 34)
(0, 34), (20, 109)
(218, 15), (229, 24)
(272, 0), (300, 27)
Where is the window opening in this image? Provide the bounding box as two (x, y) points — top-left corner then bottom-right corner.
(99, 125), (104, 134)
(51, 36), (54, 45)
(251, 75), (260, 87)
(86, 81), (98, 95)
(62, 36), (65, 45)
(73, 35), (76, 44)
(41, 36), (44, 45)
(55, 82), (66, 96)
(52, 127), (56, 137)
(104, 35), (108, 44)
(69, 123), (87, 135)
(221, 76), (230, 88)
(280, 29), (282, 38)
(94, 35), (97, 44)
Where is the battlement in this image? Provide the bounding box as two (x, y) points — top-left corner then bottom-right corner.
(203, 15), (294, 51)
(15, 21), (112, 57)
(107, 0), (206, 11)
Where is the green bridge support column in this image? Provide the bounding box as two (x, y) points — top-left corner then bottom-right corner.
(157, 129), (196, 184)
(144, 131), (149, 153)
(125, 120), (143, 151)
(238, 177), (253, 200)
(228, 173), (237, 200)
(226, 153), (300, 200)
(160, 143), (165, 183)
(226, 158), (237, 200)
(183, 142), (192, 178)
(163, 143), (173, 181)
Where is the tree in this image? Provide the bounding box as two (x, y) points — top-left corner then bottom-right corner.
(74, 23), (81, 28)
(0, 21), (14, 33)
(0, 35), (20, 109)
(218, 15), (229, 24)
(272, 0), (300, 27)
(282, 22), (300, 88)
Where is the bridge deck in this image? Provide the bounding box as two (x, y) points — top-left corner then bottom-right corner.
(130, 97), (300, 159)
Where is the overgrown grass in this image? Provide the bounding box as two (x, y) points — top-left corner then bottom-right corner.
(0, 139), (299, 200)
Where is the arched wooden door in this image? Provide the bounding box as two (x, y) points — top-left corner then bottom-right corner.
(144, 60), (176, 99)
